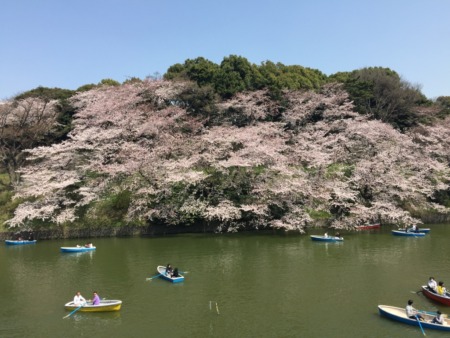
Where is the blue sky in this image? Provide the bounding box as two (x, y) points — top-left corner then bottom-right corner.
(1, 0), (449, 100)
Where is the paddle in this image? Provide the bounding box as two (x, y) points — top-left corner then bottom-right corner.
(63, 303), (84, 319)
(419, 310), (441, 316)
(415, 315), (426, 336)
(145, 273), (162, 281)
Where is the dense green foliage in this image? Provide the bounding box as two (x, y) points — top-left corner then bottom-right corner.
(14, 86), (75, 102)
(329, 67), (429, 130)
(436, 96), (450, 118)
(165, 55), (327, 99)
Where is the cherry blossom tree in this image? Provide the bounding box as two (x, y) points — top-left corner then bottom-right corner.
(0, 98), (59, 186)
(6, 81), (450, 232)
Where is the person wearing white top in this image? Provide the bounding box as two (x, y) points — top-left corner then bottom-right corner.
(428, 277), (438, 292)
(406, 300), (424, 321)
(73, 291), (86, 306)
(432, 311), (445, 325)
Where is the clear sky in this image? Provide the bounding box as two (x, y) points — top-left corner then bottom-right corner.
(1, 0), (449, 100)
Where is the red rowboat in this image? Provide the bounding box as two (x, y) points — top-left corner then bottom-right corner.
(421, 285), (450, 306)
(355, 223), (381, 230)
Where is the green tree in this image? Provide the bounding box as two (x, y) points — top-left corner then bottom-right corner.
(330, 67), (426, 130)
(76, 83), (97, 92)
(259, 61), (326, 92)
(176, 82), (218, 118)
(214, 55), (264, 98)
(435, 96), (450, 118)
(122, 77), (143, 85)
(14, 86), (74, 101)
(98, 78), (120, 87)
(165, 57), (219, 87)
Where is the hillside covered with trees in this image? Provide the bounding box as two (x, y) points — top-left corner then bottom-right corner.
(1, 56), (450, 234)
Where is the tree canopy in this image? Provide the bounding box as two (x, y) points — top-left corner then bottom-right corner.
(164, 55), (327, 99)
(329, 67), (428, 130)
(5, 80), (449, 232)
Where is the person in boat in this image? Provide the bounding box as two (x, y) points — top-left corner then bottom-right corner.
(73, 291), (86, 306)
(324, 232), (329, 238)
(84, 242), (93, 248)
(92, 291), (100, 305)
(407, 225), (419, 233)
(165, 264), (174, 277)
(406, 300), (425, 321)
(428, 277), (438, 293)
(335, 232), (342, 239)
(432, 310), (445, 325)
(172, 268), (180, 278)
(28, 232), (34, 241)
(437, 281), (448, 296)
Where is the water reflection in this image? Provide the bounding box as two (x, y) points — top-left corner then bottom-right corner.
(59, 251), (95, 260)
(3, 225), (450, 338)
(72, 311), (121, 322)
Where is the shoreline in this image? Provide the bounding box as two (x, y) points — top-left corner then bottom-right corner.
(0, 223), (290, 240)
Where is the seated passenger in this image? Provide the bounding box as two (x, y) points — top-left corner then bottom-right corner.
(165, 264), (173, 277)
(432, 311), (445, 325)
(437, 281), (447, 296)
(428, 277), (437, 293)
(172, 268), (180, 278)
(92, 291), (100, 305)
(408, 225), (419, 233)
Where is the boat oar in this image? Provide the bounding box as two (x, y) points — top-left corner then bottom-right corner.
(415, 315), (426, 336)
(419, 310), (438, 316)
(63, 304), (84, 319)
(146, 273), (161, 281)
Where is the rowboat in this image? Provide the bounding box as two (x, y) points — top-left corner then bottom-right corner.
(60, 246), (96, 253)
(310, 235), (344, 242)
(156, 265), (185, 283)
(5, 240), (37, 245)
(391, 230), (426, 237)
(356, 223), (381, 230)
(378, 305), (450, 331)
(398, 228), (430, 233)
(421, 285), (450, 306)
(64, 300), (122, 312)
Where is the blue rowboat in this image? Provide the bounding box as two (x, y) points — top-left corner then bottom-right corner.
(156, 265), (185, 283)
(60, 246), (96, 253)
(391, 230), (426, 237)
(398, 228), (430, 233)
(5, 240), (37, 245)
(378, 305), (450, 331)
(310, 235), (343, 242)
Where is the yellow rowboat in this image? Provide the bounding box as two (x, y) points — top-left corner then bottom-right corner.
(64, 300), (122, 312)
